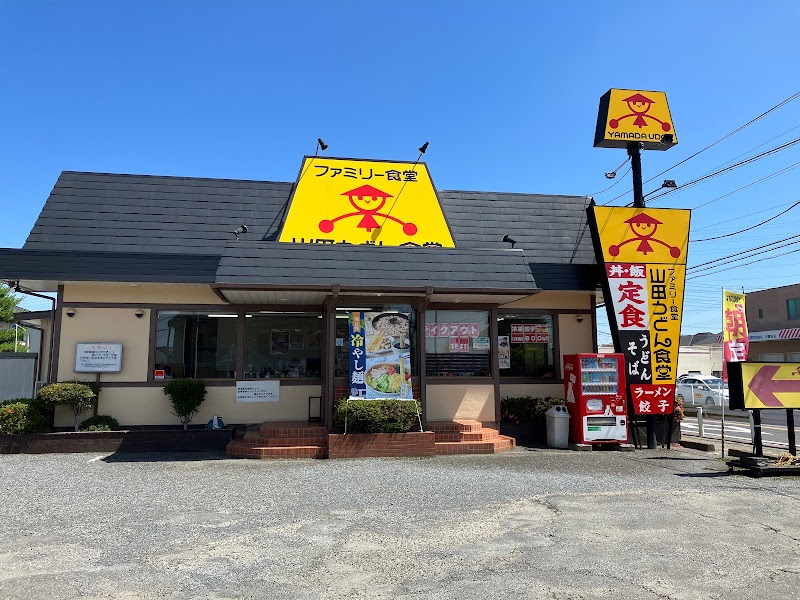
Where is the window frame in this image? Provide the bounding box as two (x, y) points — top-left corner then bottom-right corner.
(787, 298), (800, 320)
(243, 310), (324, 381)
(497, 309), (563, 383)
(424, 308), (493, 380)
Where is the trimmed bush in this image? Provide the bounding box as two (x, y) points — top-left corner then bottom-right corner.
(0, 400), (49, 434)
(163, 379), (207, 430)
(79, 415), (121, 431)
(333, 399), (421, 433)
(500, 396), (564, 424)
(37, 382), (95, 431)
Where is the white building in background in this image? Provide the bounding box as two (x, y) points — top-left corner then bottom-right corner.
(599, 332), (723, 377)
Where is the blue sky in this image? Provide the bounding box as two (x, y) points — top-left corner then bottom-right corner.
(3, 2), (800, 341)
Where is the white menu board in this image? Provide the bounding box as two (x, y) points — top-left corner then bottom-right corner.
(236, 380), (280, 403)
(75, 343), (123, 373)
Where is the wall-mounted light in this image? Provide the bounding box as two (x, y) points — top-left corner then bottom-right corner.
(65, 308), (76, 318)
(502, 234), (518, 249)
(232, 225), (248, 240)
(134, 309), (145, 319)
(418, 141), (429, 155)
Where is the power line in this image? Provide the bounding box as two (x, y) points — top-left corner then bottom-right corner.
(692, 199), (798, 231)
(687, 246), (800, 280)
(640, 135), (800, 205)
(690, 160), (800, 210)
(688, 232), (800, 270)
(689, 200), (800, 242)
(688, 236), (800, 274)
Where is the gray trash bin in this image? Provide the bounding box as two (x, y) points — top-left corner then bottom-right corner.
(545, 405), (570, 449)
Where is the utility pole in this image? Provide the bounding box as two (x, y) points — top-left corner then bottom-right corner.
(628, 141), (657, 449)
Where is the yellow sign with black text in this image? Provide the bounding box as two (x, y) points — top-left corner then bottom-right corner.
(279, 157), (455, 247)
(594, 89), (677, 150)
(589, 206), (690, 415)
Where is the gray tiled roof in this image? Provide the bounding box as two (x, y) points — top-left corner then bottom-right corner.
(0, 249), (219, 283)
(216, 242), (536, 289)
(23, 171), (596, 264)
(7, 170), (600, 289)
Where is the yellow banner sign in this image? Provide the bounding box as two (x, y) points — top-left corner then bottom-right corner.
(589, 206), (690, 415)
(732, 362), (800, 409)
(722, 290), (749, 380)
(279, 157), (455, 247)
(594, 89), (677, 150)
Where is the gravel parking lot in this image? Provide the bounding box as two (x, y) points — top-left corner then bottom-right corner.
(1, 447), (799, 600)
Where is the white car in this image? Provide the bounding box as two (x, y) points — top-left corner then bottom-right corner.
(675, 375), (729, 406)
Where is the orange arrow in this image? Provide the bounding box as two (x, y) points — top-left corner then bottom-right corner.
(749, 365), (800, 407)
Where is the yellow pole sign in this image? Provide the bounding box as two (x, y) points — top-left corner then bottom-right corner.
(594, 89), (677, 150)
(279, 156), (455, 247)
(729, 362), (800, 409)
(588, 205), (691, 415)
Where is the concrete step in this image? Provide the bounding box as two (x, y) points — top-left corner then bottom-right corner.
(426, 420), (483, 433)
(242, 431), (328, 447)
(226, 440), (327, 459)
(434, 436), (516, 455)
(433, 428), (501, 442)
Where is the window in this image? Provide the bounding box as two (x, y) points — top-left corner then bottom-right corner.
(335, 306), (415, 378)
(425, 310), (490, 377)
(787, 298), (800, 320)
(155, 311), (237, 379)
(758, 308), (764, 319)
(245, 312), (322, 379)
(498, 315), (555, 378)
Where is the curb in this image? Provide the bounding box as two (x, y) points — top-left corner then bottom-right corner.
(680, 439), (716, 452)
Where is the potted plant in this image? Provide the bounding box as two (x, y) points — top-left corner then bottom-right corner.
(163, 379), (207, 430)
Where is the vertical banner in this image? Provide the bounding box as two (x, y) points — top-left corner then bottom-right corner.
(348, 312), (367, 398)
(349, 311), (413, 399)
(588, 205), (691, 415)
(722, 290), (748, 381)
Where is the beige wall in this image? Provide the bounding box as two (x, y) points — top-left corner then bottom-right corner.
(63, 284), (226, 305)
(750, 341), (800, 362)
(499, 383), (564, 400)
(501, 291), (593, 310)
(58, 307), (151, 382)
(55, 384), (321, 427)
(426, 384), (495, 422)
(557, 313), (594, 370)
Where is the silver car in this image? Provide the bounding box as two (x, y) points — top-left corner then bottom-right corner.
(675, 375), (729, 406)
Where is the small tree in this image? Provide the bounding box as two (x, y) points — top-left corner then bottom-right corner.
(0, 283), (26, 353)
(163, 379), (207, 430)
(37, 382), (96, 431)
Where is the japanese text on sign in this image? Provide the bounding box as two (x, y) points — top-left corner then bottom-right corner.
(510, 323), (550, 343)
(426, 323), (479, 337)
(74, 343), (122, 373)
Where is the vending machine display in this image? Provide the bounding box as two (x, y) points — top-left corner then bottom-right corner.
(563, 353), (628, 444)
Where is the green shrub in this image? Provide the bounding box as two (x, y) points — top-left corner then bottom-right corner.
(60, 379), (101, 398)
(163, 379), (207, 429)
(79, 415), (121, 431)
(333, 399), (421, 433)
(0, 401), (49, 434)
(37, 382), (95, 431)
(500, 396), (564, 423)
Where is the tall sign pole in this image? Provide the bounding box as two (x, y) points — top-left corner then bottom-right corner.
(592, 89), (681, 450)
(628, 141), (655, 447)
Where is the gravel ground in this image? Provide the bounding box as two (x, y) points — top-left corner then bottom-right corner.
(0, 447), (799, 600)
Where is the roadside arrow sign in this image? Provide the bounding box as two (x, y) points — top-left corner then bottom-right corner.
(728, 362), (800, 409)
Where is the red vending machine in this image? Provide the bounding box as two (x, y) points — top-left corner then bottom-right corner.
(563, 353), (628, 444)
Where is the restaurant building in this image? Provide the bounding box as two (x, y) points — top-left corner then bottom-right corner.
(0, 157), (599, 432)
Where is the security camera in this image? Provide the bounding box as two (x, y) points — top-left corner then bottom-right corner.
(576, 315), (584, 323)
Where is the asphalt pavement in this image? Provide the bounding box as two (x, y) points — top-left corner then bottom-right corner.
(1, 447), (799, 600)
